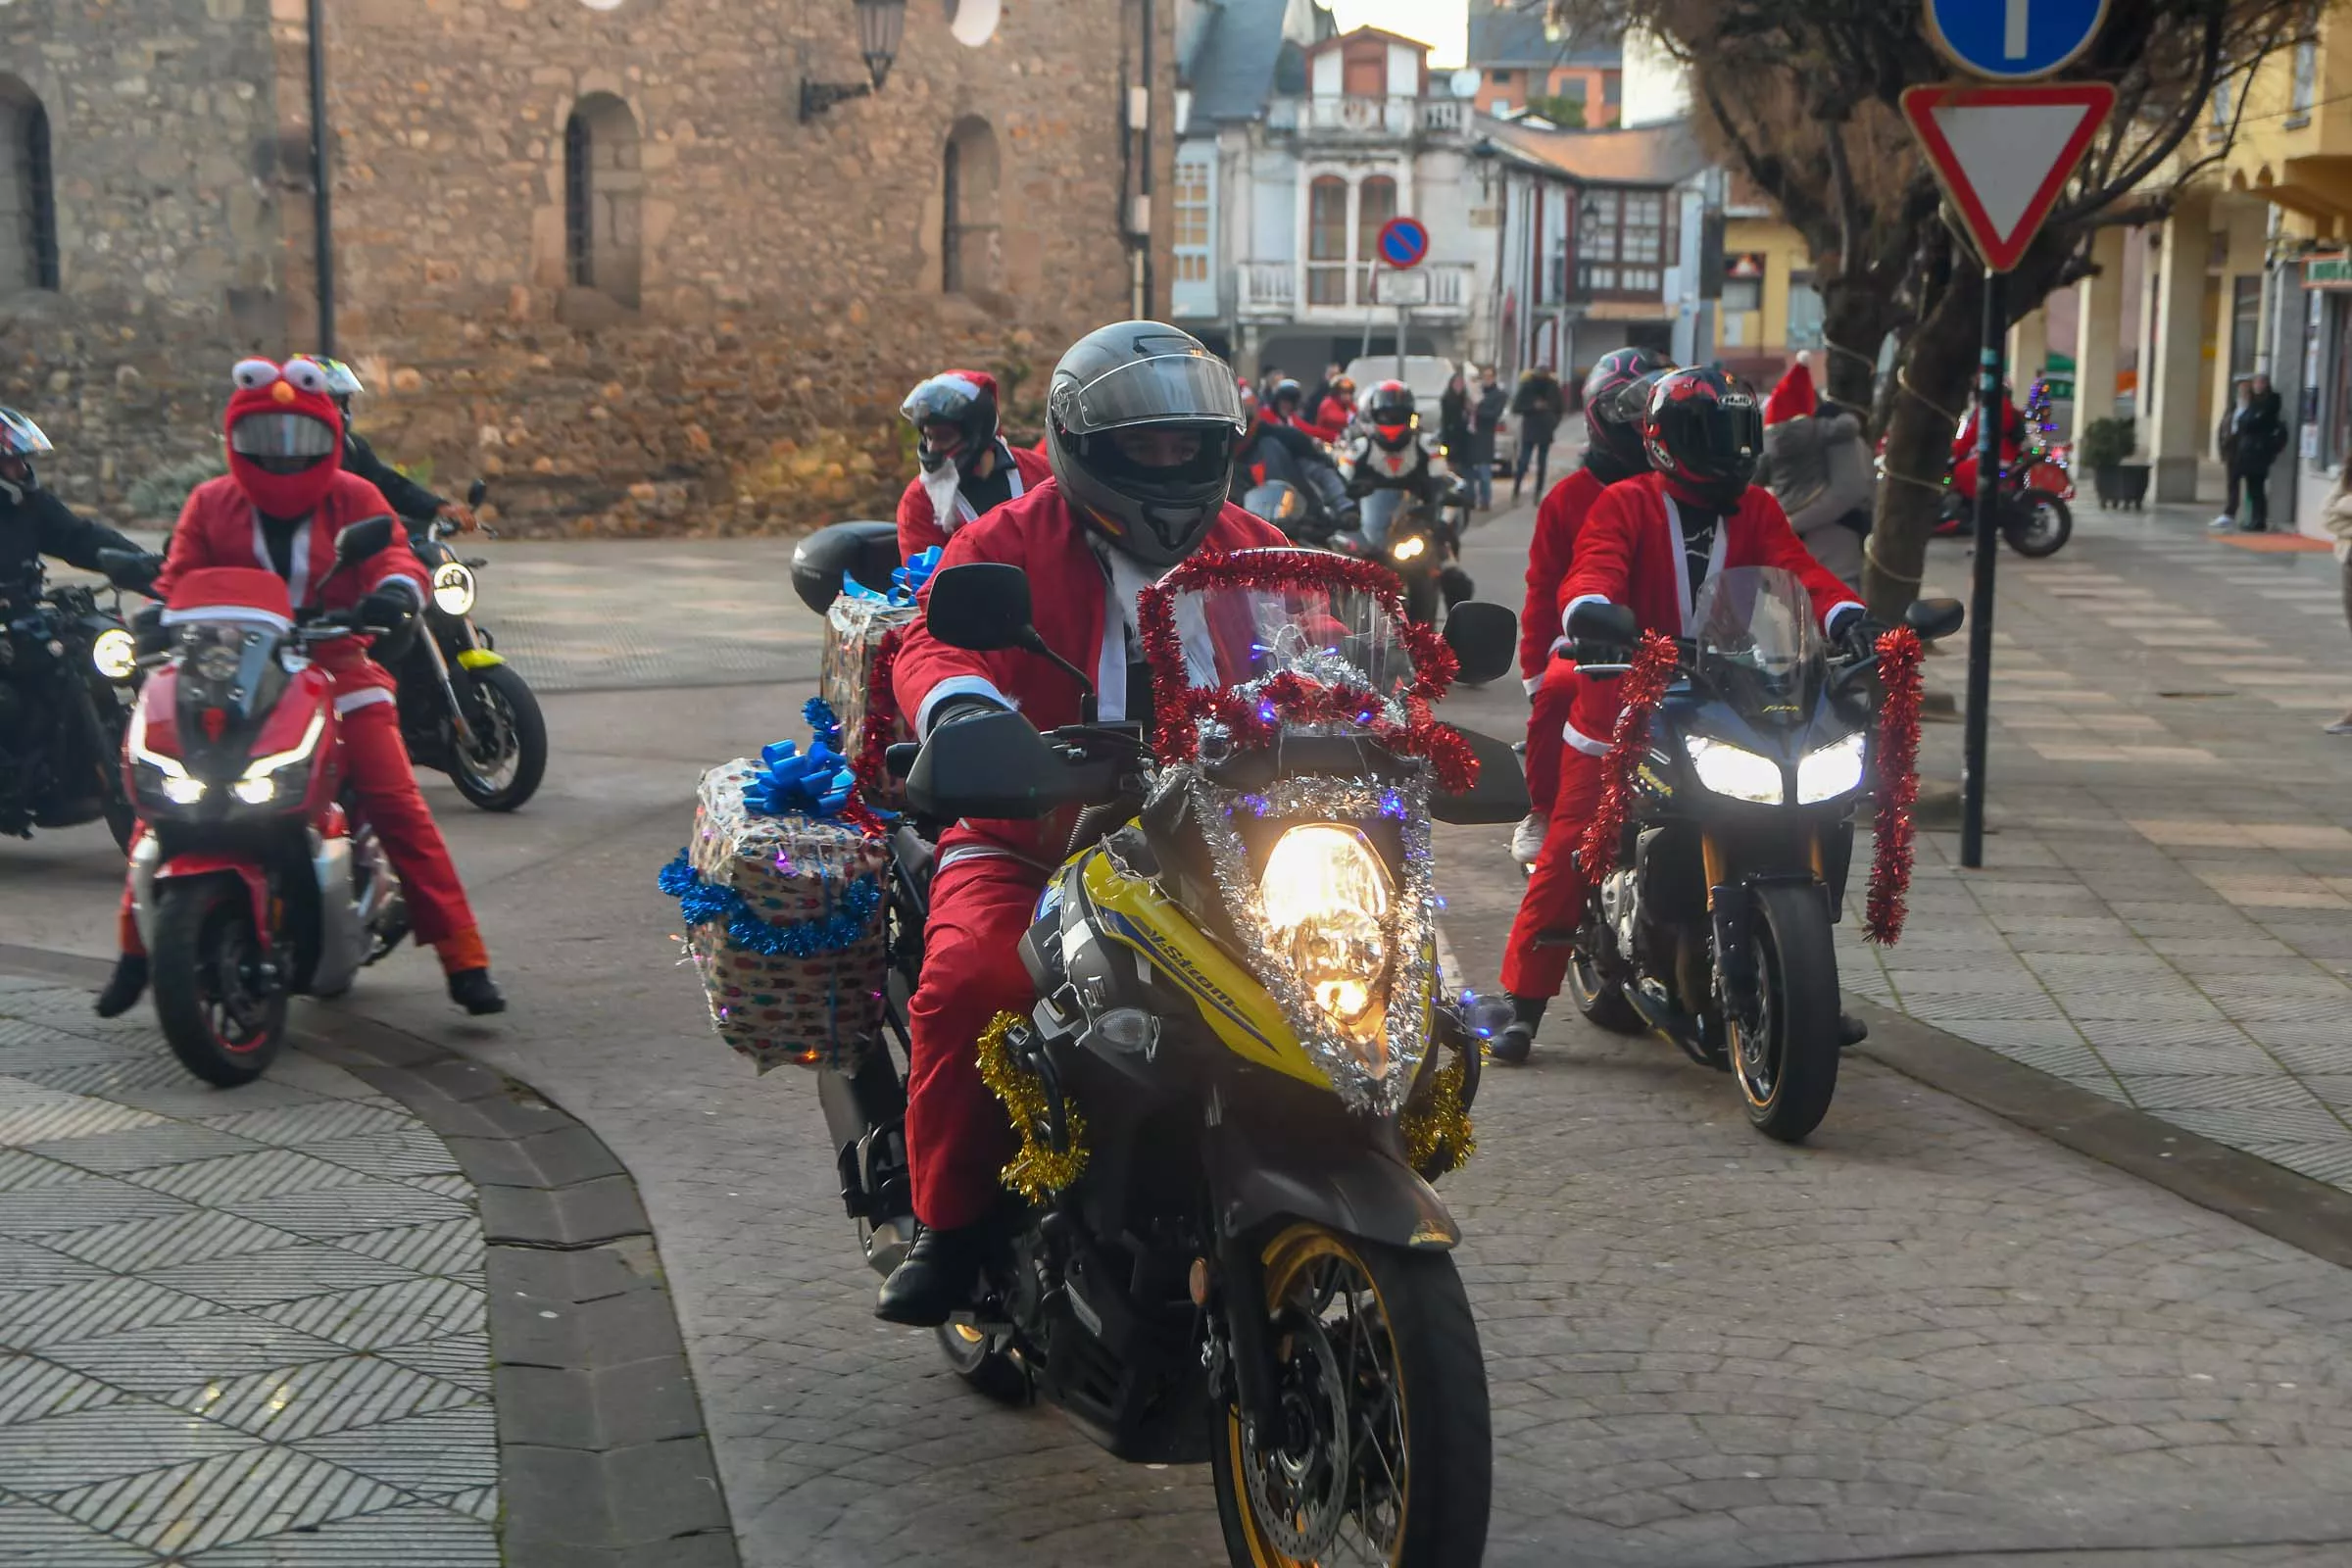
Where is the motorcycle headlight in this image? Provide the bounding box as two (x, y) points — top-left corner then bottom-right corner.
(128, 707), (204, 805)
(230, 709), (325, 808)
(432, 562), (476, 616)
(91, 628), (137, 682)
(1795, 731), (1867, 804)
(1686, 736), (1784, 805)
(1259, 824), (1394, 1063)
(1392, 534), (1427, 563)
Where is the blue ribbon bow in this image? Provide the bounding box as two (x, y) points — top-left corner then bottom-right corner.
(841, 545), (943, 608)
(743, 738), (856, 818)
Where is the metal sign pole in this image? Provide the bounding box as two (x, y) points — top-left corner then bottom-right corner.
(1959, 268), (2005, 867)
(1396, 299), (1407, 379)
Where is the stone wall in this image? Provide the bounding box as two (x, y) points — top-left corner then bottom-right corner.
(288, 0), (1180, 536)
(0, 0), (293, 517)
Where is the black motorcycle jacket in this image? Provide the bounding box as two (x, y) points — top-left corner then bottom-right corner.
(1235, 421), (1357, 531)
(0, 487), (142, 593)
(343, 429), (447, 523)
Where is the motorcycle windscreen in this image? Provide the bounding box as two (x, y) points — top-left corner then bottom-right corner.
(1689, 565), (1829, 725)
(1161, 561), (1416, 707)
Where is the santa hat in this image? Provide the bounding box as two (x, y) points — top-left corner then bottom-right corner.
(1764, 352), (1817, 426)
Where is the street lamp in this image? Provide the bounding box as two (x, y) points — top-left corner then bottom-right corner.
(800, 0), (907, 123)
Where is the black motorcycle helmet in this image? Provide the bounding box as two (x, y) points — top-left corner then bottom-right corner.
(902, 370), (1002, 477)
(1364, 379), (1416, 453)
(1046, 321), (1246, 567)
(790, 519), (902, 615)
(1581, 347), (1671, 473)
(1269, 378), (1304, 419)
(0, 406), (52, 507)
(1642, 367), (1764, 511)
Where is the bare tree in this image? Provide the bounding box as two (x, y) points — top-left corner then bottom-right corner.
(1530, 0), (2308, 615)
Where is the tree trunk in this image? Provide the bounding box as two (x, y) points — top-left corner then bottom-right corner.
(1817, 283), (1893, 411)
(1862, 265), (1982, 620)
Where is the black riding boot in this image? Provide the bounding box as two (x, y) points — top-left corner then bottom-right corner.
(875, 1223), (985, 1327)
(446, 968), (507, 1015)
(1489, 994), (1545, 1066)
(93, 954), (147, 1019)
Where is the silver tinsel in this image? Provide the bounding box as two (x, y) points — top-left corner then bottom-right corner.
(1188, 768), (1438, 1116)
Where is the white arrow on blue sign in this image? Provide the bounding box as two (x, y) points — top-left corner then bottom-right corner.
(1926, 0), (2110, 81)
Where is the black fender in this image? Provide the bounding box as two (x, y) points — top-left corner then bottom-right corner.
(1205, 1107), (1459, 1252)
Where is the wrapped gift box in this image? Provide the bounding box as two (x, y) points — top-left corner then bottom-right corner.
(674, 759), (890, 1075)
(821, 595), (916, 768)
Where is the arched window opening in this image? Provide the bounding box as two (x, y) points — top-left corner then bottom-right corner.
(1, 77), (60, 296)
(562, 93), (642, 308)
(1306, 174), (1348, 306)
(943, 117), (1001, 294)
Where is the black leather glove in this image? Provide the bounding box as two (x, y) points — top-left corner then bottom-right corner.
(928, 694), (1006, 733)
(355, 589), (417, 636)
(1836, 613), (1890, 661)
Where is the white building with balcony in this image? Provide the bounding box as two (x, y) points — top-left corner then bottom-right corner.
(1173, 0), (1496, 382)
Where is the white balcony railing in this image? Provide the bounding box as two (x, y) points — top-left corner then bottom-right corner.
(1236, 260), (1476, 319)
(1264, 95), (1469, 137)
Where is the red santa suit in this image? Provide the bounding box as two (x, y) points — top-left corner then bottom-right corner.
(1951, 396), (2024, 503)
(1501, 471), (1862, 1001)
(120, 359), (485, 973)
(894, 439), (1054, 561)
(1300, 394), (1353, 444)
(1519, 465), (1610, 814)
(890, 480), (1284, 1231)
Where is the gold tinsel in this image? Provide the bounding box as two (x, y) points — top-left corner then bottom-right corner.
(1398, 1041), (1477, 1180)
(974, 1008), (1091, 1200)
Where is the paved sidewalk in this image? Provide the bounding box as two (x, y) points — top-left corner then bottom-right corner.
(0, 977), (498, 1564)
(1840, 501), (2352, 1194)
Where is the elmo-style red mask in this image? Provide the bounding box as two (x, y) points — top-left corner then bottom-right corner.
(223, 357), (344, 519)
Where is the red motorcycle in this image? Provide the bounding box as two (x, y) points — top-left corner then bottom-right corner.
(122, 524), (412, 1086)
(1932, 443), (2074, 559)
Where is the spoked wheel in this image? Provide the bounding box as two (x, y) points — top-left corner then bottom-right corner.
(448, 662), (547, 811)
(935, 1319), (1029, 1404)
(1729, 883), (1841, 1143)
(151, 878), (286, 1087)
(1210, 1225), (1490, 1568)
(2003, 490), (2073, 558)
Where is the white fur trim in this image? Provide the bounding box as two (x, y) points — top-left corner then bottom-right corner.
(376, 574), (424, 606)
(160, 605), (293, 633)
(1660, 495), (1729, 636)
(332, 687), (396, 713)
(1823, 600), (1865, 636)
(1563, 721), (1611, 757)
(1560, 592), (1609, 636)
(1522, 673), (1544, 696)
(916, 674), (1011, 738)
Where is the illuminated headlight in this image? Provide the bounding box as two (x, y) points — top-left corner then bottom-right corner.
(1687, 736), (1784, 804)
(129, 708), (204, 804)
(91, 628), (138, 682)
(1391, 534), (1428, 563)
(231, 710), (325, 808)
(431, 563), (476, 616)
(1795, 732), (1868, 804)
(1260, 824), (1394, 1066)
(163, 775), (206, 805)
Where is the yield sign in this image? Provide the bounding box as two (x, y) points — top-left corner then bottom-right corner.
(1900, 81), (2116, 273)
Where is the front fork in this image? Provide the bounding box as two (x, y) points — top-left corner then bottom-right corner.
(1706, 827), (1834, 1025)
(416, 627), (479, 752)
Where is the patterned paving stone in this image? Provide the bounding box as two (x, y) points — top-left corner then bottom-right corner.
(169, 1354), (482, 1444)
(179, 1498), (501, 1565)
(0, 1397), (261, 1494)
(44, 1446), (406, 1555)
(0, 1354), (129, 1424)
(255, 1276), (485, 1350)
(141, 1244), (418, 1311)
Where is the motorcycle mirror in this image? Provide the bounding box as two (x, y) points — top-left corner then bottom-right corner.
(1439, 601), (1516, 687)
(466, 478), (488, 507)
(1565, 599), (1639, 647)
(1431, 725), (1531, 825)
(333, 516), (397, 564)
(1904, 596), (1965, 643)
(906, 709), (1072, 819)
(925, 563), (1036, 654)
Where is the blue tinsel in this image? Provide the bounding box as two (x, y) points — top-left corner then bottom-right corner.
(802, 696), (843, 752)
(841, 544), (943, 609)
(659, 851), (882, 957)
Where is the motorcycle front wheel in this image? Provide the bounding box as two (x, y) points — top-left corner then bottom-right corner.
(152, 877), (287, 1087)
(1730, 882), (1840, 1143)
(1210, 1225), (1490, 1568)
(2003, 490), (2073, 558)
(448, 662), (548, 812)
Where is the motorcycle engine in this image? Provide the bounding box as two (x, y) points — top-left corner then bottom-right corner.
(1600, 868), (1640, 961)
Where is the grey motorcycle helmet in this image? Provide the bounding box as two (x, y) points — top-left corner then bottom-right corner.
(1046, 321), (1246, 567)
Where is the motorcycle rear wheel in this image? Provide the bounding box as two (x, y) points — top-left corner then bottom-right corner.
(1566, 939), (1644, 1036)
(1730, 883), (1840, 1143)
(935, 1320), (1029, 1404)
(2003, 490), (2073, 558)
(1210, 1225), (1490, 1568)
(152, 878), (286, 1088)
(448, 662), (547, 812)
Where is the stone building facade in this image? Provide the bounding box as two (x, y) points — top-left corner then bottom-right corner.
(3, 0), (1176, 533)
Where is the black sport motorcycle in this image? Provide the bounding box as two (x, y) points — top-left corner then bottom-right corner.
(1560, 568), (1961, 1142)
(815, 552), (1528, 1566)
(393, 480), (547, 811)
(0, 552), (159, 852)
(1249, 477), (1475, 626)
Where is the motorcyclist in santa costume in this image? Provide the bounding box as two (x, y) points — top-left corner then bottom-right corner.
(1493, 367), (1867, 1064)
(1512, 348), (1669, 868)
(895, 369), (1054, 561)
(874, 322), (1285, 1326)
(93, 358), (506, 1019)
(1342, 378), (1451, 549)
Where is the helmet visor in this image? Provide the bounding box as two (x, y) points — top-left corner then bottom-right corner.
(229, 412), (339, 460)
(902, 373), (984, 426)
(296, 357), (365, 398)
(0, 409), (52, 459)
(1063, 354), (1245, 436)
(1589, 370), (1666, 431)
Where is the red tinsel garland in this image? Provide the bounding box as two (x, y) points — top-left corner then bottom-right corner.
(1864, 624), (1924, 946)
(1135, 547), (1475, 790)
(1575, 631), (1679, 879)
(836, 625), (904, 841)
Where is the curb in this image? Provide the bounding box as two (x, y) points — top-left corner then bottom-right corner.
(0, 943), (744, 1568)
(1849, 995), (2352, 1270)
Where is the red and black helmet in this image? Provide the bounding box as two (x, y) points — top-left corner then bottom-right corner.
(901, 369), (1003, 477)
(1642, 367), (1763, 510)
(1581, 346), (1671, 472)
(1364, 379), (1416, 452)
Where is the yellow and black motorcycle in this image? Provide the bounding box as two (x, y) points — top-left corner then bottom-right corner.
(818, 547), (1526, 1567)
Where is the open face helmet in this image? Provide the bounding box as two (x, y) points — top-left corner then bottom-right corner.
(1642, 367), (1763, 511)
(0, 407), (53, 505)
(1582, 347), (1671, 472)
(1046, 321), (1245, 567)
(1364, 379), (1417, 453)
(902, 370), (1003, 477)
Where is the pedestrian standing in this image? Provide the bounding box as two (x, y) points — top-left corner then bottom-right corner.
(1511, 364), (1565, 502)
(1467, 366), (1508, 510)
(2325, 460), (2352, 735)
(1440, 369), (1472, 463)
(1305, 363), (1342, 425)
(2215, 373), (2287, 533)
